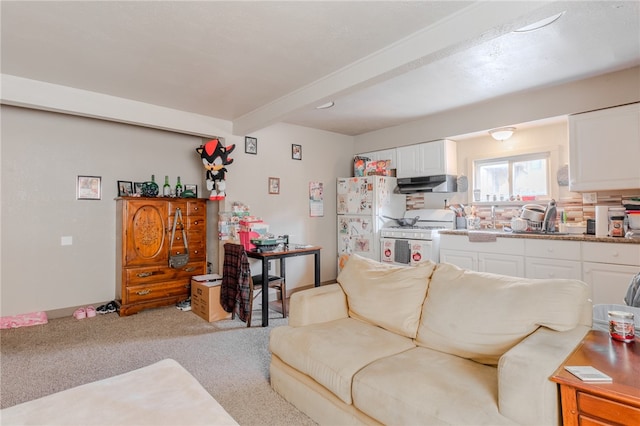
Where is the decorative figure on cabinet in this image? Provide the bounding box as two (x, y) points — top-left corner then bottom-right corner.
(196, 138), (235, 200)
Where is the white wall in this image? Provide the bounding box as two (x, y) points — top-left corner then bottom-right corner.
(0, 106), (352, 317)
(354, 66), (640, 153)
(223, 123), (353, 292)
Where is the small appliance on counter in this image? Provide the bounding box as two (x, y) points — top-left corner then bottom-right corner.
(626, 210), (640, 239)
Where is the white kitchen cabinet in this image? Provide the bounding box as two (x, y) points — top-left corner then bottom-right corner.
(569, 102), (640, 191)
(356, 148), (397, 170)
(582, 242), (640, 305)
(396, 139), (457, 178)
(440, 249), (477, 270)
(478, 252), (525, 277)
(440, 235), (639, 303)
(439, 234), (524, 276)
(525, 239), (582, 280)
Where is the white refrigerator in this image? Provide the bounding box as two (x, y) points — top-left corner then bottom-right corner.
(337, 176), (405, 270)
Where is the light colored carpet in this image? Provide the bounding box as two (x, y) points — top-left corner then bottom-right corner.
(0, 306), (317, 426)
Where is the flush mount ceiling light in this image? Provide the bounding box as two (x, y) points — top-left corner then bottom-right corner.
(489, 127), (516, 141)
(315, 101), (335, 110)
(513, 11), (565, 33)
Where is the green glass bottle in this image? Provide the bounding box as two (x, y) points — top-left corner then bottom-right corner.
(175, 176), (183, 197)
(163, 175), (171, 197)
(141, 174), (159, 197)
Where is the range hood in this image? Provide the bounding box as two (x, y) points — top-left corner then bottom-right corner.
(396, 175), (457, 194)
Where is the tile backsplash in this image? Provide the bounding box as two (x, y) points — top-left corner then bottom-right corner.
(406, 192), (639, 229)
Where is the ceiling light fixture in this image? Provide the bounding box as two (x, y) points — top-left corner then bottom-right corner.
(315, 101), (335, 110)
(489, 127), (516, 141)
(513, 11), (565, 33)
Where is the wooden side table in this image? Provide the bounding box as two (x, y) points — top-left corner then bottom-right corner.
(550, 330), (640, 425)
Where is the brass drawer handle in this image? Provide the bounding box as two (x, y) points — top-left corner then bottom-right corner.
(136, 289), (151, 295)
(137, 272), (153, 278)
(184, 267), (197, 272)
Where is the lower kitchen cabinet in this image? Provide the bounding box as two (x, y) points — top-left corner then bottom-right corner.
(440, 249), (477, 271)
(582, 242), (640, 305)
(439, 234), (640, 305)
(439, 234), (525, 277)
(525, 239), (582, 280)
(478, 253), (525, 277)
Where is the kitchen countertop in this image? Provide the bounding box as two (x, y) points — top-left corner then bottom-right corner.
(438, 229), (640, 244)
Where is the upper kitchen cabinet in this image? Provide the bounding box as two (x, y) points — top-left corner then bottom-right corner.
(396, 139), (457, 179)
(356, 148), (397, 170)
(569, 103), (640, 191)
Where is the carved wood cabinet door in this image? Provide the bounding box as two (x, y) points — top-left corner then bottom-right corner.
(124, 200), (168, 266)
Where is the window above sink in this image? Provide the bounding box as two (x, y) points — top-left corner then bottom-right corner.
(473, 151), (550, 202)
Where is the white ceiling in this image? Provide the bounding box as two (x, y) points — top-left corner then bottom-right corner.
(1, 1), (639, 137)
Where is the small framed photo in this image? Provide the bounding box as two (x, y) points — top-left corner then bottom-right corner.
(134, 182), (144, 195)
(77, 175), (102, 200)
(268, 177), (280, 195)
(292, 144), (302, 160)
(184, 184), (198, 197)
(245, 136), (258, 154)
(117, 180), (133, 197)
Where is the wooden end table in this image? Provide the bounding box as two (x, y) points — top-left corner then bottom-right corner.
(550, 330), (639, 425)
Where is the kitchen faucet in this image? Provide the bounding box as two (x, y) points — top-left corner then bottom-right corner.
(491, 205), (497, 229)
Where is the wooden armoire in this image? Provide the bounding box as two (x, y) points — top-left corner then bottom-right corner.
(116, 197), (207, 316)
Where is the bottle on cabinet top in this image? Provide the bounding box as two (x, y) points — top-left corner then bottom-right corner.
(175, 176), (183, 197)
(163, 175), (171, 197)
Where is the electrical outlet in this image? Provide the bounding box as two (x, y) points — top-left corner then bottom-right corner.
(61, 236), (73, 246)
(582, 192), (597, 204)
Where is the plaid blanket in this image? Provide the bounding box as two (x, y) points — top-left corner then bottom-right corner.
(221, 243), (251, 322)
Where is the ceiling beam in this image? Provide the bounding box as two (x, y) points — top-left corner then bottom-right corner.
(232, 1), (554, 136)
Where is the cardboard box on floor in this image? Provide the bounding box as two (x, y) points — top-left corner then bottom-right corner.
(191, 275), (231, 322)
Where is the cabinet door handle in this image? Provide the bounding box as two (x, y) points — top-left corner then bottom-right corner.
(137, 272), (153, 278)
(136, 289), (151, 295)
(193, 220), (199, 225)
(184, 267), (197, 272)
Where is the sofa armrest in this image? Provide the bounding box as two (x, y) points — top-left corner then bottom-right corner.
(288, 283), (349, 327)
(498, 325), (590, 426)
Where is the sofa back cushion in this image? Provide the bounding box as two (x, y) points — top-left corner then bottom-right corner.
(415, 263), (590, 365)
(337, 254), (435, 338)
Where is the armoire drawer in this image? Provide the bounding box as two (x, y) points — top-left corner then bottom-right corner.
(125, 280), (191, 304)
(126, 262), (204, 285)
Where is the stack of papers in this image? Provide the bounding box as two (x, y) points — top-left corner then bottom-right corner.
(564, 366), (612, 383)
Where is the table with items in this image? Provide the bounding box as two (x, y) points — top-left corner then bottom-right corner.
(246, 245), (321, 327)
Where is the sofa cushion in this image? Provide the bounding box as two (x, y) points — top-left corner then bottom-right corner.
(352, 347), (513, 425)
(415, 262), (590, 365)
(336, 254), (435, 338)
(270, 317), (415, 405)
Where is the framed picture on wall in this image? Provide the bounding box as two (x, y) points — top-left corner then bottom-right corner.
(268, 177), (280, 194)
(77, 175), (102, 200)
(134, 182), (144, 195)
(117, 180), (133, 196)
(184, 184), (198, 197)
(245, 136), (258, 154)
(292, 144), (302, 160)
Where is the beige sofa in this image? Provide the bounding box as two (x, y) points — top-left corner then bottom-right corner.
(270, 255), (592, 425)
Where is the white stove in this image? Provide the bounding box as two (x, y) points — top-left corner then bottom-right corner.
(380, 209), (456, 266)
